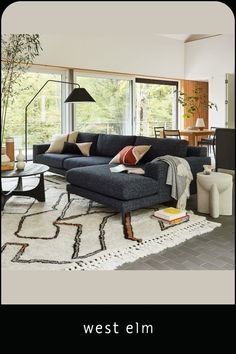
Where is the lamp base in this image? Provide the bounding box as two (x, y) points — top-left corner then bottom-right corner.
(199, 127), (204, 131)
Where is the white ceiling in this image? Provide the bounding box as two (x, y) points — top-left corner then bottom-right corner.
(159, 34), (221, 43)
(3, 2), (234, 35)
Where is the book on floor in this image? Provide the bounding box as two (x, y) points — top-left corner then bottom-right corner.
(154, 207), (187, 221)
(110, 164), (145, 175)
(156, 214), (190, 225)
(157, 215), (190, 231)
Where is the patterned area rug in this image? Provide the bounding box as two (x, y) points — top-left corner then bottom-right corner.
(1, 174), (221, 271)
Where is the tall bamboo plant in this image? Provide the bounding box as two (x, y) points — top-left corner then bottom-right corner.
(1, 34), (42, 146)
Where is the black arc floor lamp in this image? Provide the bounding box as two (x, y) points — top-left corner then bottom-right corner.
(24, 79), (95, 161)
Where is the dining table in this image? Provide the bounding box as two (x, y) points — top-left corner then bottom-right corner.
(179, 129), (215, 146)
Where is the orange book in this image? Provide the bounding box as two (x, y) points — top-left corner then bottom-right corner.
(154, 207), (186, 221)
(155, 215), (189, 224)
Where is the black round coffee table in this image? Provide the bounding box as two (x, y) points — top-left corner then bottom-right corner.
(1, 163), (49, 210)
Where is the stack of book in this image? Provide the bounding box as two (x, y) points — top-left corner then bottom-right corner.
(153, 207), (189, 230)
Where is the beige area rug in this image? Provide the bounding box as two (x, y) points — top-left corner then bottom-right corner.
(1, 174), (221, 271)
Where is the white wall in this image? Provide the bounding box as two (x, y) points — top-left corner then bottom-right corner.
(185, 35), (234, 79)
(185, 35), (235, 127)
(209, 75), (227, 128)
(35, 34), (185, 79)
(3, 2), (234, 81)
(3, 2), (234, 125)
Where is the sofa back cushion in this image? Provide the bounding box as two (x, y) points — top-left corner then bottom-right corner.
(76, 132), (99, 156)
(134, 136), (188, 162)
(96, 134), (136, 157)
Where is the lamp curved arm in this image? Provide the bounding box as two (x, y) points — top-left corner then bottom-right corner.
(25, 80), (80, 110)
(24, 79), (80, 161)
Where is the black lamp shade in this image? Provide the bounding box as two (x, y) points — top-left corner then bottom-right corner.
(65, 88), (95, 103)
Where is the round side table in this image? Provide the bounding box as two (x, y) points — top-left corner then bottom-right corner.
(197, 172), (233, 218)
(1, 163), (49, 210)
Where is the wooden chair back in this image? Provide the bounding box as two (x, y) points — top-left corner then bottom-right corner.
(154, 126), (164, 138)
(163, 129), (181, 139)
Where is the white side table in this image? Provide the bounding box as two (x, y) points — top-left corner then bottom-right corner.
(197, 172), (233, 218)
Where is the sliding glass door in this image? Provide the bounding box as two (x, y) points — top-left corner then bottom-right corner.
(135, 78), (178, 136)
(74, 73), (132, 135)
(5, 64), (179, 161)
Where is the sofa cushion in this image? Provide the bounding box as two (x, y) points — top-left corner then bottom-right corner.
(109, 145), (151, 165)
(66, 165), (159, 201)
(63, 156), (111, 170)
(187, 146), (207, 157)
(134, 136), (188, 162)
(96, 134), (136, 157)
(76, 132), (99, 156)
(35, 153), (81, 169)
(45, 131), (79, 153)
(61, 142), (92, 156)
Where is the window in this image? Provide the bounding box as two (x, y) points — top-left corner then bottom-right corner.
(135, 78), (178, 136)
(74, 74), (132, 135)
(5, 68), (67, 160)
(4, 64), (179, 160)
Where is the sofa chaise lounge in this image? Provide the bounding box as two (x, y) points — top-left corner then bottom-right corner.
(33, 132), (210, 241)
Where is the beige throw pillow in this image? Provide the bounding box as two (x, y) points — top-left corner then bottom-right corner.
(68, 131), (79, 143)
(46, 131), (79, 153)
(76, 142), (92, 157)
(61, 142), (92, 156)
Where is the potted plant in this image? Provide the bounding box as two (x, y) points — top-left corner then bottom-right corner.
(1, 34), (42, 147)
(1, 34), (42, 170)
(176, 87), (218, 129)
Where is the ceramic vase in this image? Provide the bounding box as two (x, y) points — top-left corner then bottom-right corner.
(203, 164), (212, 175)
(16, 149), (25, 170)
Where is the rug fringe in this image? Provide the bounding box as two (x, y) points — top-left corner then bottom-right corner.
(65, 218), (221, 271)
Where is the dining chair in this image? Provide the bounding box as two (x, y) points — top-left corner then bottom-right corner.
(153, 126), (164, 138)
(163, 129), (181, 139)
(215, 128), (235, 171)
(197, 127), (216, 156)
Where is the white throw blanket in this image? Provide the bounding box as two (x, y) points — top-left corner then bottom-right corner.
(151, 155), (193, 209)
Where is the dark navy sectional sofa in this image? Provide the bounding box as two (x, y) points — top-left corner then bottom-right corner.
(33, 132), (210, 238)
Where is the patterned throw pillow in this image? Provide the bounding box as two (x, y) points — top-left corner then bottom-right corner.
(61, 142), (92, 156)
(46, 131), (79, 153)
(109, 145), (151, 165)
